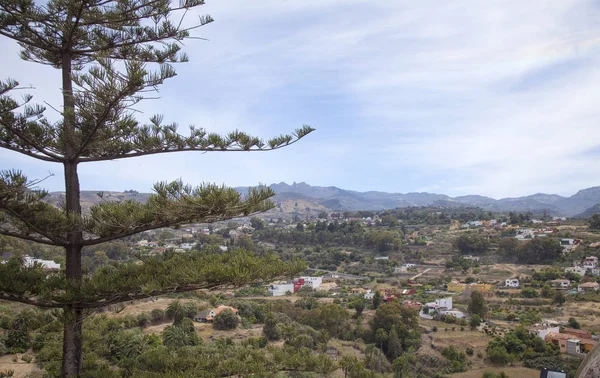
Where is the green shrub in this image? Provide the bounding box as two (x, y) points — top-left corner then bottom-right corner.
(213, 309), (239, 330)
(20, 354), (33, 363)
(137, 312), (152, 328)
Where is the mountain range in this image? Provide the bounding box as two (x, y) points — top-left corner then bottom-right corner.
(235, 182), (600, 217)
(45, 183), (600, 217)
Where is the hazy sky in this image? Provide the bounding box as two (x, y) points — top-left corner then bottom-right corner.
(2, 0), (600, 198)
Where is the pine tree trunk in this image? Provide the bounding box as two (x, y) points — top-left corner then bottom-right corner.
(62, 162), (84, 377)
(62, 303), (83, 377)
(61, 49), (84, 377)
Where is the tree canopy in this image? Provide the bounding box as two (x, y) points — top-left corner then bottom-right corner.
(0, 1), (313, 376)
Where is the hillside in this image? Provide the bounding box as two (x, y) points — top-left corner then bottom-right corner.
(45, 183), (600, 216)
(575, 203), (600, 218)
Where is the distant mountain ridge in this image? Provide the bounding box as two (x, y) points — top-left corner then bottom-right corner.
(235, 182), (600, 217)
(45, 183), (600, 217)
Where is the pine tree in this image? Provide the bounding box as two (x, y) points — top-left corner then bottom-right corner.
(0, 1), (313, 376)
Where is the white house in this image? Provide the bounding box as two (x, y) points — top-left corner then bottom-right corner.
(180, 242), (196, 250)
(578, 282), (600, 293)
(439, 309), (465, 319)
(24, 256), (61, 270)
(364, 290), (374, 300)
(551, 279), (571, 289)
(583, 256), (598, 270)
(269, 283), (294, 296)
(505, 279), (519, 288)
(560, 239), (578, 254)
(300, 276), (323, 289)
(463, 255), (480, 261)
(528, 324), (560, 340)
(402, 263), (417, 268)
(394, 266), (408, 273)
(592, 268), (600, 277)
(565, 266), (587, 276)
(374, 256), (389, 261)
(426, 297), (452, 310)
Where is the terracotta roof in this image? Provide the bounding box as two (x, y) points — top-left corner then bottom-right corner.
(545, 332), (572, 341)
(212, 305), (238, 316)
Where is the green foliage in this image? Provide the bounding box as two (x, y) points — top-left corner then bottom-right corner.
(137, 312), (152, 328)
(497, 238), (519, 259)
(107, 328), (148, 362)
(372, 291), (382, 309)
(486, 326), (558, 368)
(518, 309), (542, 326)
(250, 217), (264, 230)
(263, 312), (280, 341)
(0, 249), (306, 308)
(441, 345), (468, 373)
(470, 314), (482, 329)
(370, 301), (421, 359)
(452, 233), (490, 255)
(521, 288), (539, 298)
(516, 238), (562, 264)
(589, 214), (600, 230)
(213, 309), (239, 330)
(553, 290), (566, 305)
(567, 317), (581, 329)
(349, 296), (367, 316)
(4, 330), (29, 353)
(162, 322), (199, 349)
(540, 284), (553, 298)
(468, 291), (487, 318)
(151, 309), (167, 323)
(486, 345), (510, 366)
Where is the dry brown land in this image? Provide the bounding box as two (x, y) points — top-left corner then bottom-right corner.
(419, 319), (493, 370)
(450, 366), (540, 378)
(0, 353), (43, 378)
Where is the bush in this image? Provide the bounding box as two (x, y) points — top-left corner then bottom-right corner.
(137, 313), (152, 328)
(432, 326), (438, 332)
(470, 315), (482, 329)
(487, 345), (510, 365)
(4, 330), (29, 353)
(213, 309), (239, 330)
(20, 354), (33, 363)
(151, 309), (167, 323)
(466, 347), (473, 356)
(521, 288), (539, 298)
(182, 302), (198, 318)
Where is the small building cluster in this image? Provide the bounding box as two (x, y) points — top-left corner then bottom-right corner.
(194, 305), (238, 323)
(419, 296), (465, 319)
(268, 276), (324, 296)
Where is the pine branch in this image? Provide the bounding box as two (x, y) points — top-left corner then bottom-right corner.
(0, 229), (59, 246)
(0, 170), (70, 244)
(0, 143), (58, 162)
(0, 293), (63, 308)
(81, 181), (276, 244)
(77, 124), (315, 162)
(0, 249), (307, 309)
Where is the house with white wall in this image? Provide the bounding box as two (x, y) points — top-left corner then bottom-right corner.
(583, 256), (598, 270)
(565, 266), (587, 276)
(299, 276), (323, 289)
(269, 283), (294, 296)
(505, 279), (519, 288)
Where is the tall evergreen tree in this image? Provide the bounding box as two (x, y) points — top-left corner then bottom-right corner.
(0, 1), (313, 376)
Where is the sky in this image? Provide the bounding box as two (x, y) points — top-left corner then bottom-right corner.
(2, 0), (600, 199)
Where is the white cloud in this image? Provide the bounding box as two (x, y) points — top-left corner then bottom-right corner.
(2, 0), (600, 198)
